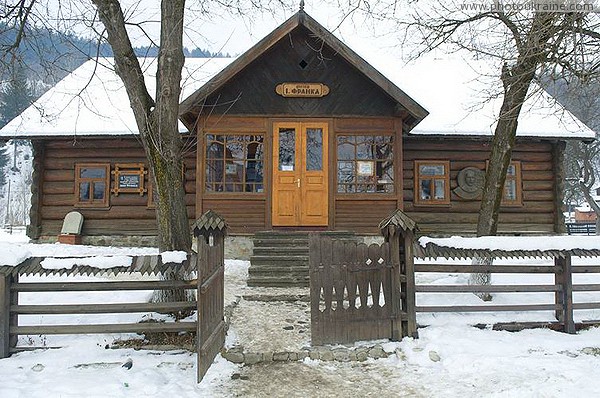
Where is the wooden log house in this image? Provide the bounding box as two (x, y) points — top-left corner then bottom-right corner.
(0, 10), (594, 243)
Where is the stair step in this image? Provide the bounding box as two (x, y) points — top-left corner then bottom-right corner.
(249, 231), (357, 288)
(247, 277), (309, 288)
(248, 266), (308, 276)
(253, 247), (309, 256)
(253, 238), (310, 247)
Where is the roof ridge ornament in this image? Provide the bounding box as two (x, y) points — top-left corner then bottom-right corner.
(299, 0), (305, 11)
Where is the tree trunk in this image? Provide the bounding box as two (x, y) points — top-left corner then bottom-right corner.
(93, 0), (192, 303)
(472, 12), (560, 299)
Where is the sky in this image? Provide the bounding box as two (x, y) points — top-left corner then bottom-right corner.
(41, 0), (409, 59)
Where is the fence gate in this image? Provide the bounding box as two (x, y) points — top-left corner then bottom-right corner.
(309, 235), (403, 345)
(193, 211), (227, 383)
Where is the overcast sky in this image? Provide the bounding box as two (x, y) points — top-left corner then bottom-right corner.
(56, 0), (407, 58)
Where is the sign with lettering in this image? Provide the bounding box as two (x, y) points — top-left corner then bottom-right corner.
(275, 83), (330, 98)
(111, 163), (147, 196)
(119, 174), (141, 189)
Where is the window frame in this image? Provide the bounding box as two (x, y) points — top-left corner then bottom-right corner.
(335, 133), (395, 195)
(203, 133), (266, 195)
(413, 160), (451, 206)
(74, 163), (110, 208)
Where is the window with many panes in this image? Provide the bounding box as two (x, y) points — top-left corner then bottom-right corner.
(502, 161), (522, 206)
(414, 160), (450, 205)
(205, 134), (264, 193)
(337, 135), (394, 193)
(75, 163), (110, 207)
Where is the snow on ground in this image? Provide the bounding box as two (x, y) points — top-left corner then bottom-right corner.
(2, 230), (600, 396)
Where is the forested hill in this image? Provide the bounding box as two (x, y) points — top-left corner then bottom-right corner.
(0, 23), (227, 88)
(0, 23), (228, 129)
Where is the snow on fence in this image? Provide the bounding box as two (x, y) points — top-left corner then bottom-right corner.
(416, 236), (600, 333)
(0, 210), (228, 384)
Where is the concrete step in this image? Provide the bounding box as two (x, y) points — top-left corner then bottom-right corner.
(253, 238), (310, 247)
(247, 276), (309, 288)
(252, 247), (309, 256)
(250, 255), (309, 264)
(248, 266), (308, 276)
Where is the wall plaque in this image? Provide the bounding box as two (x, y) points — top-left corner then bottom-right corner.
(275, 83), (330, 98)
(454, 166), (484, 200)
(111, 163), (147, 196)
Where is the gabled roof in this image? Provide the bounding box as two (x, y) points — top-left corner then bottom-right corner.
(179, 10), (429, 132)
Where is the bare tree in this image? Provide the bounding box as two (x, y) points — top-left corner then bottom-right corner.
(0, 0), (290, 303)
(392, 2), (600, 299)
(556, 75), (600, 232)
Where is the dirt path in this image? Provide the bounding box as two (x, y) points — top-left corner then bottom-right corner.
(214, 360), (428, 398)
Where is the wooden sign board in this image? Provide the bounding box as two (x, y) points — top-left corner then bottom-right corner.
(275, 83), (330, 98)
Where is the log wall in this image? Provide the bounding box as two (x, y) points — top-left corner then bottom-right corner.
(403, 137), (557, 234)
(35, 138), (196, 238)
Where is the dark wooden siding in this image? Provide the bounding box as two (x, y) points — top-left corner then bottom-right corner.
(202, 26), (397, 118)
(403, 137), (556, 234)
(202, 199), (267, 233)
(334, 199), (398, 233)
(37, 138), (196, 237)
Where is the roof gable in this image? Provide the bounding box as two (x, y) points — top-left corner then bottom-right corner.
(179, 11), (428, 131)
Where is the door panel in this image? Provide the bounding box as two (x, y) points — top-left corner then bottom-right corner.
(272, 122), (328, 226)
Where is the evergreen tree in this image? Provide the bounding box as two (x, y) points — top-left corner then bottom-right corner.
(0, 143), (8, 188)
(0, 62), (34, 128)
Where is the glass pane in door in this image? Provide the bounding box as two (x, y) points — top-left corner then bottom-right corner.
(306, 128), (323, 171)
(278, 128), (295, 171)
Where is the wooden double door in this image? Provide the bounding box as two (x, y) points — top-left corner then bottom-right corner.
(272, 122), (328, 226)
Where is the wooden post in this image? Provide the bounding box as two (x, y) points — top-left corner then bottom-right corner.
(555, 256), (575, 333)
(192, 210), (227, 383)
(27, 142), (44, 240)
(0, 274), (12, 358)
(378, 209), (419, 339)
(387, 230), (403, 341)
(403, 231), (418, 338)
(9, 275), (18, 349)
(559, 255), (575, 334)
(554, 256), (564, 322)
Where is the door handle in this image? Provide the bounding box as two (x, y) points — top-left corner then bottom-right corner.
(296, 178), (301, 188)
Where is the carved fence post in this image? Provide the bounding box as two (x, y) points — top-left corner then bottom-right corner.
(379, 210), (419, 339)
(192, 210), (228, 383)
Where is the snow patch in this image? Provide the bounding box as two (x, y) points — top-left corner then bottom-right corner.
(0, 242), (30, 266)
(41, 255), (133, 270)
(419, 235), (600, 252)
(160, 250), (188, 264)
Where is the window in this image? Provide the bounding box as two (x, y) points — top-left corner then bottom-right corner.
(337, 135), (394, 193)
(75, 163), (110, 207)
(205, 134), (264, 193)
(502, 161), (522, 206)
(414, 160), (450, 205)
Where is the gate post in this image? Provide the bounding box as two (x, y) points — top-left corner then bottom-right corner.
(379, 210), (419, 339)
(192, 210), (228, 383)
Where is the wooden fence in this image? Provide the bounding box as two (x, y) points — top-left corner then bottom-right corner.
(415, 244), (600, 333)
(0, 210), (228, 384)
(0, 257), (197, 353)
(566, 222), (596, 235)
(309, 236), (403, 345)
